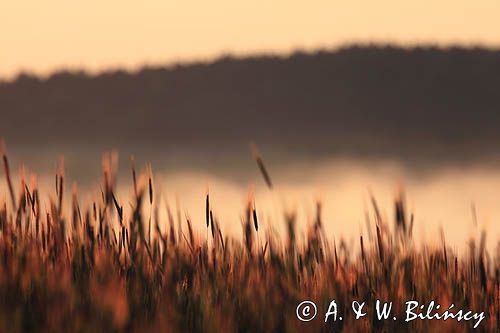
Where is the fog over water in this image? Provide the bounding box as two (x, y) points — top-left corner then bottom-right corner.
(2, 149), (499, 253)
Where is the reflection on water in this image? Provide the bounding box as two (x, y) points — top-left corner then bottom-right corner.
(1, 156), (499, 253)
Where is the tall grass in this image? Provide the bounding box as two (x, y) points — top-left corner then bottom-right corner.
(0, 144), (498, 332)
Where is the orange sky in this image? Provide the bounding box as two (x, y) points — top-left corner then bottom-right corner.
(1, 0), (499, 79)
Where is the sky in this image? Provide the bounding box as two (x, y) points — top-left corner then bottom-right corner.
(1, 0), (499, 79)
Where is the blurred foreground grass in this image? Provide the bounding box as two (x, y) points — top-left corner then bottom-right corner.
(0, 145), (498, 332)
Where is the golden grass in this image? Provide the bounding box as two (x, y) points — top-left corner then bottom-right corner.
(0, 143), (498, 332)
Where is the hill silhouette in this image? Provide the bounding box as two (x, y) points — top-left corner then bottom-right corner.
(1, 45), (500, 167)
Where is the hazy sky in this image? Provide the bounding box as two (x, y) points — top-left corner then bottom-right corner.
(1, 0), (499, 79)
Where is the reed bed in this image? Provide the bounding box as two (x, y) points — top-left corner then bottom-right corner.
(0, 145), (498, 332)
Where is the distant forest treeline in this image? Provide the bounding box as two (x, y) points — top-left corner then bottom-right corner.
(1, 46), (500, 164)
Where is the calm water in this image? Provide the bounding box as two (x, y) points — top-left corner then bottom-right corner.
(1, 149), (499, 253)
